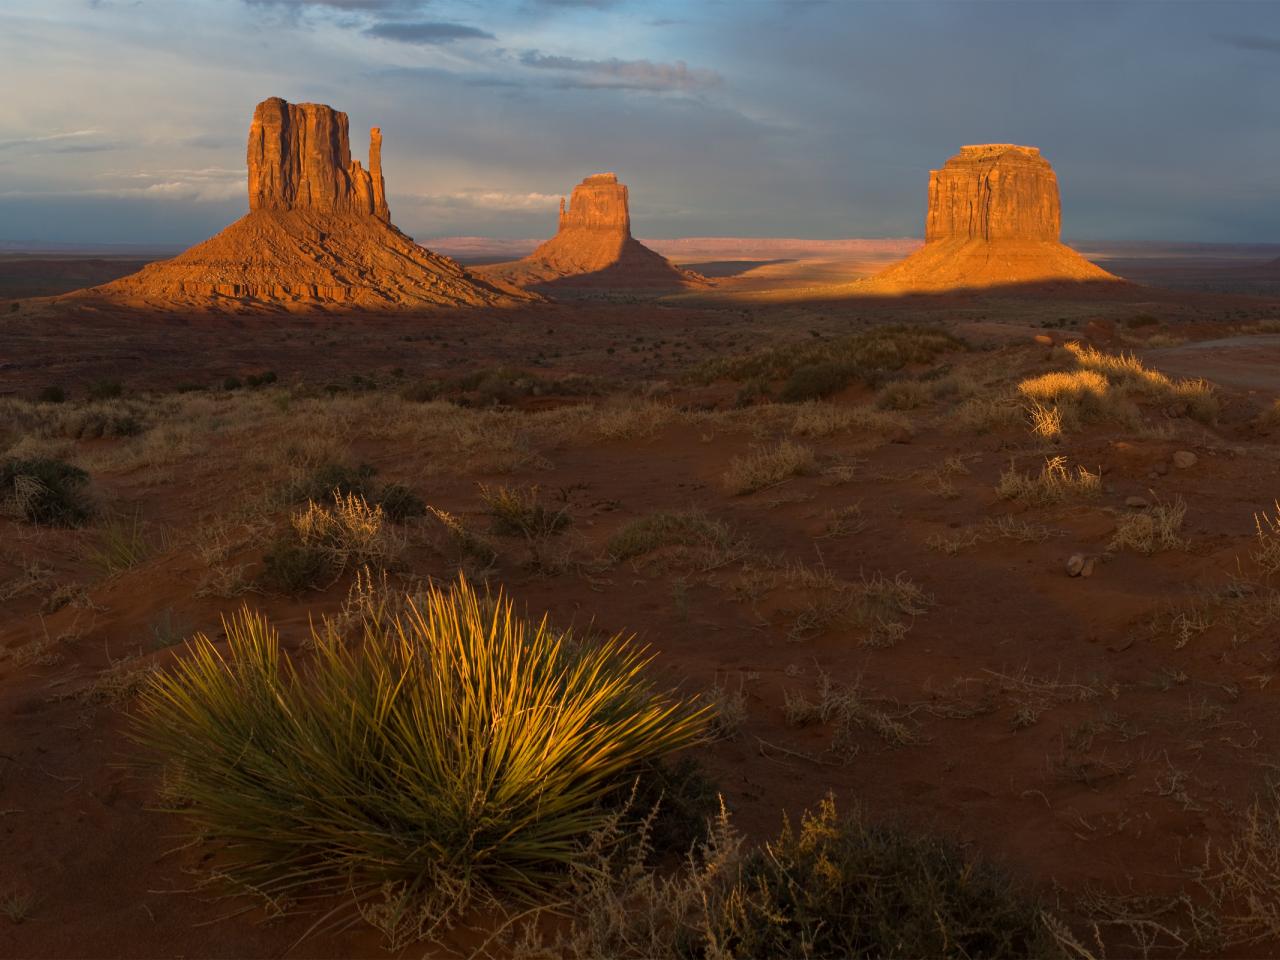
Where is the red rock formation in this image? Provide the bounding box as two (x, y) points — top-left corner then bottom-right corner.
(81, 97), (524, 310)
(478, 173), (706, 291)
(860, 144), (1118, 292)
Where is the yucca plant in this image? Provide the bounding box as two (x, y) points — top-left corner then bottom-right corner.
(132, 575), (709, 933)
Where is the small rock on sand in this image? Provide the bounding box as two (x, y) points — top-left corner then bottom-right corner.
(1173, 450), (1198, 469)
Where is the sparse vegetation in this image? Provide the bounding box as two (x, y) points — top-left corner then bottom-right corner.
(0, 457), (92, 526)
(1109, 496), (1187, 554)
(480, 483), (572, 538)
(996, 455), (1101, 505)
(723, 440), (814, 495)
(132, 577), (708, 936)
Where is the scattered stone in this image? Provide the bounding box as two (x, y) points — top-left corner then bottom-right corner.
(1173, 451), (1198, 469)
(1066, 553), (1085, 577)
(1081, 555), (1097, 578)
(1125, 495), (1149, 508)
(1033, 333), (1054, 346)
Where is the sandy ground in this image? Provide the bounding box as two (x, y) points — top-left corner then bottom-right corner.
(3, 250), (1280, 957)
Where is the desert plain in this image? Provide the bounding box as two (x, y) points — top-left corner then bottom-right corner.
(4, 83), (1280, 960)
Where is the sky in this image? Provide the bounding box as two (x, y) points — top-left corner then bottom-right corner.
(1, 0), (1278, 246)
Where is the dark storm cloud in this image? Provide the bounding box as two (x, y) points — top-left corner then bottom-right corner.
(1218, 34), (1280, 54)
(364, 20), (494, 43)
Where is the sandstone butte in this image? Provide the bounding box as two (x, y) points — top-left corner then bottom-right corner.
(477, 173), (707, 290)
(77, 97), (528, 310)
(857, 144), (1120, 293)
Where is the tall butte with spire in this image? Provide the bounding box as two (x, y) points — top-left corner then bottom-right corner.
(478, 172), (706, 291)
(858, 144), (1119, 292)
(82, 97), (526, 309)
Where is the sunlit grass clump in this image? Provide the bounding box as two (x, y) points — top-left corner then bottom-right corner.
(132, 575), (709, 928)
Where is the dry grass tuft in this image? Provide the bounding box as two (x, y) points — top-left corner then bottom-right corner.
(722, 441), (814, 495)
(996, 456), (1101, 505)
(1109, 497), (1187, 555)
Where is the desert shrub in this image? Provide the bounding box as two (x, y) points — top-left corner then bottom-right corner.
(0, 458), (92, 526)
(480, 483), (571, 538)
(996, 455), (1101, 506)
(223, 376), (243, 391)
(707, 797), (1048, 959)
(260, 537), (330, 595)
(87, 378), (123, 400)
(290, 462), (377, 503)
(1109, 497), (1187, 554)
(779, 362), (852, 403)
(291, 493), (400, 572)
(694, 326), (963, 387)
(1064, 342), (1218, 424)
(949, 395), (1024, 434)
(522, 796), (1050, 960)
(131, 576), (708, 935)
(245, 371), (277, 388)
(86, 510), (151, 574)
(723, 441), (814, 495)
(399, 378), (443, 403)
(789, 402), (910, 439)
(37, 386), (66, 404)
(608, 509), (736, 561)
(376, 483), (426, 523)
(875, 379), (933, 410)
(1126, 314), (1159, 329)
(607, 756), (721, 859)
(68, 410), (145, 439)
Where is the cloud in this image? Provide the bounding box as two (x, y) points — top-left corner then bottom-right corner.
(518, 52), (722, 91)
(0, 129), (107, 152)
(406, 189), (561, 211)
(244, 0), (428, 12)
(364, 20), (495, 44)
(1218, 34), (1280, 54)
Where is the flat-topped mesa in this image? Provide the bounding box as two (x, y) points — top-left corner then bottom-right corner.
(247, 97), (389, 221)
(925, 144), (1060, 243)
(557, 172), (631, 235)
(857, 142), (1119, 293)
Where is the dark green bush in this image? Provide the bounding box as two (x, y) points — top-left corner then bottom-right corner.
(245, 371), (277, 388)
(0, 458), (92, 526)
(87, 379), (124, 400)
(708, 797), (1048, 959)
(37, 385), (67, 404)
(223, 376), (243, 391)
(613, 756), (720, 858)
(399, 378), (442, 403)
(377, 483), (426, 523)
(260, 536), (331, 595)
(291, 462), (377, 503)
(779, 362), (853, 403)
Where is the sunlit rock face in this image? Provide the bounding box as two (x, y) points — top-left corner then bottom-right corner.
(556, 173), (631, 235)
(78, 97), (527, 310)
(925, 145), (1060, 243)
(246, 98), (389, 221)
(859, 143), (1119, 292)
(477, 172), (706, 290)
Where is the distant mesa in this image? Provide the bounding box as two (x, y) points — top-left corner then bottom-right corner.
(78, 97), (527, 310)
(858, 144), (1120, 293)
(477, 173), (708, 291)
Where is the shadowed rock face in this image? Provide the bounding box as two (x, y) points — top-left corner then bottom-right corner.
(76, 97), (526, 310)
(859, 143), (1119, 292)
(478, 172), (705, 291)
(925, 145), (1060, 243)
(247, 97), (389, 221)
